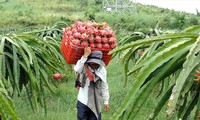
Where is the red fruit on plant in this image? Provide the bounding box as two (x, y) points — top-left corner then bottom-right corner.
(196, 70), (200, 83)
(73, 32), (81, 39)
(100, 30), (107, 36)
(90, 43), (96, 48)
(81, 33), (89, 41)
(107, 30), (113, 37)
(196, 70), (200, 76)
(86, 28), (93, 34)
(66, 31), (72, 37)
(102, 37), (108, 44)
(63, 21), (117, 54)
(72, 39), (81, 46)
(78, 27), (86, 33)
(75, 21), (82, 27)
(53, 73), (63, 80)
(89, 38), (94, 43)
(95, 36), (101, 43)
(81, 41), (88, 47)
(198, 112), (200, 119)
(103, 44), (110, 49)
(89, 35), (95, 43)
(93, 29), (99, 35)
(71, 28), (77, 33)
(96, 43), (103, 49)
(82, 22), (88, 27)
(85, 22), (92, 28)
(108, 37), (116, 43)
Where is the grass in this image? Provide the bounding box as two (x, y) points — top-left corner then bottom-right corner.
(0, 0), (86, 29)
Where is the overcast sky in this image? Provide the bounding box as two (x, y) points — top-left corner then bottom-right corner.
(135, 0), (200, 14)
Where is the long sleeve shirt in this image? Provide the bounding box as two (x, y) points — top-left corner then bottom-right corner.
(74, 56), (110, 105)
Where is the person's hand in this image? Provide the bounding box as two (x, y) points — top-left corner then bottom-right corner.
(83, 47), (91, 58)
(104, 104), (109, 112)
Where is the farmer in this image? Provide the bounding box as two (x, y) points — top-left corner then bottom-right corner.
(74, 46), (110, 120)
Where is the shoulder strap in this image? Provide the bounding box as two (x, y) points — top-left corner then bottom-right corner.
(75, 73), (81, 90)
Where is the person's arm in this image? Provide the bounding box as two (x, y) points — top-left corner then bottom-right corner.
(102, 80), (110, 112)
(74, 47), (91, 73)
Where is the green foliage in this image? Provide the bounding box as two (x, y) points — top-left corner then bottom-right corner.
(109, 25), (200, 120)
(84, 8), (96, 21)
(94, 0), (102, 5)
(0, 80), (20, 120)
(0, 22), (72, 118)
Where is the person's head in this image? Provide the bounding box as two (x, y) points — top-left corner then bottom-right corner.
(86, 51), (105, 69)
(87, 62), (100, 69)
